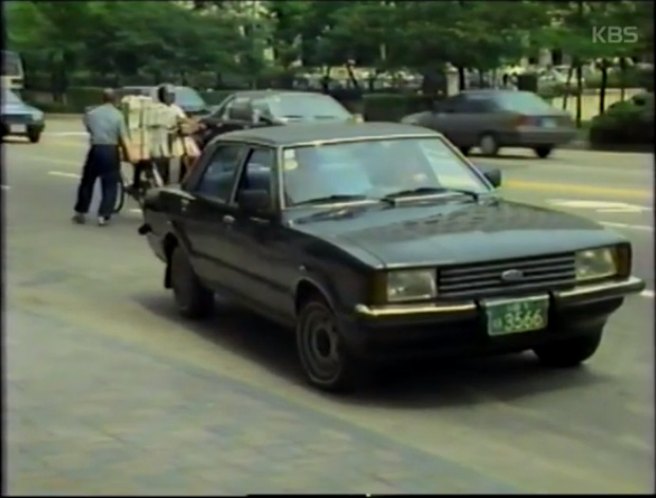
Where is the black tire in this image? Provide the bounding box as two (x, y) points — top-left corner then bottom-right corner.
(459, 146), (471, 156)
(296, 296), (363, 392)
(113, 178), (126, 214)
(534, 145), (554, 158)
(170, 246), (214, 319)
(533, 329), (603, 367)
(479, 133), (499, 156)
(27, 128), (41, 143)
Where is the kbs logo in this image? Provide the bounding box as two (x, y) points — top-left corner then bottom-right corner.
(592, 26), (639, 44)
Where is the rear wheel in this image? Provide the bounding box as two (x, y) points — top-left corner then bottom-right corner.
(533, 328), (603, 367)
(479, 133), (499, 156)
(27, 127), (42, 143)
(170, 246), (214, 319)
(113, 177), (126, 214)
(296, 296), (363, 392)
(534, 145), (554, 158)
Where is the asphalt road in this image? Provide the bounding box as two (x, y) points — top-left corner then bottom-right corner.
(4, 118), (654, 494)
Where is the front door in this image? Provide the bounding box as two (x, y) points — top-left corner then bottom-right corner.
(179, 142), (247, 290)
(219, 146), (296, 322)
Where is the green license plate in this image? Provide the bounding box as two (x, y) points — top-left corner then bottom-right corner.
(485, 296), (549, 336)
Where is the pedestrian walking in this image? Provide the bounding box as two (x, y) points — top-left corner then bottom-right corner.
(72, 88), (132, 226)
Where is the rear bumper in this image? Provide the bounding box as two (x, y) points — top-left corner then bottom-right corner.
(499, 128), (577, 147)
(339, 276), (645, 361)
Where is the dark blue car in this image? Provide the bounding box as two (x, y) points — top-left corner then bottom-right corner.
(1, 89), (45, 143)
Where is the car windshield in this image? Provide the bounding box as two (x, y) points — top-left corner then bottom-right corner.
(3, 90), (22, 104)
(282, 137), (490, 207)
(175, 87), (206, 107)
(267, 94), (351, 119)
(496, 91), (554, 113)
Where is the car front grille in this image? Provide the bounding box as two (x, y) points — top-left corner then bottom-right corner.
(438, 253), (576, 299)
(4, 114), (32, 124)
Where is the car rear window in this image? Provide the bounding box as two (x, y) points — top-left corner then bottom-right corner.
(175, 87), (206, 107)
(266, 94), (351, 120)
(496, 92), (554, 113)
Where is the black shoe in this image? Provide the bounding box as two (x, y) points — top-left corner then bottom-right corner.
(72, 213), (86, 224)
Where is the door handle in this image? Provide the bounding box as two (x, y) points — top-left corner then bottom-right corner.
(223, 214), (235, 225)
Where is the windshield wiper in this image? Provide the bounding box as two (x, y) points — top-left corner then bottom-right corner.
(293, 194), (373, 206)
(382, 187), (479, 202)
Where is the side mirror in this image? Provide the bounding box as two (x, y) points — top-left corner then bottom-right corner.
(477, 166), (502, 188)
(237, 189), (271, 215)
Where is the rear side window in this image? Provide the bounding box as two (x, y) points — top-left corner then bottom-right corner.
(195, 144), (244, 201)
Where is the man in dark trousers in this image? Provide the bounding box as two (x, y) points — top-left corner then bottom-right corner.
(72, 88), (131, 226)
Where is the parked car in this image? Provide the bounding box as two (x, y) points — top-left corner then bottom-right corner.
(1, 89), (45, 143)
(138, 122), (644, 392)
(401, 90), (576, 158)
(194, 90), (354, 149)
(118, 85), (209, 117)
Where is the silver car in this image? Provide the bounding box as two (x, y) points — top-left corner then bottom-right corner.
(401, 90), (576, 158)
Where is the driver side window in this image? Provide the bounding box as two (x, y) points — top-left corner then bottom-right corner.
(194, 144), (245, 201)
(235, 147), (275, 206)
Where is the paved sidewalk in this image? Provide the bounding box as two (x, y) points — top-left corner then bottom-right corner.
(6, 307), (518, 495)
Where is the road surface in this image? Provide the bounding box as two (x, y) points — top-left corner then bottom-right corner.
(4, 119), (654, 494)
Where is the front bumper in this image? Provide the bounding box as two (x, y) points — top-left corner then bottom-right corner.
(2, 115), (44, 134)
(341, 276), (645, 361)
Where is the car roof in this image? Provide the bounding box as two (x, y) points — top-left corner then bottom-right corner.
(229, 90), (334, 99)
(217, 122), (440, 147)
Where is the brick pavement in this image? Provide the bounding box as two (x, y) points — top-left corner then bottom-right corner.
(6, 308), (519, 495)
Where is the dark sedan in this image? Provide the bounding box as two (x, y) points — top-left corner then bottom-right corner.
(139, 122), (645, 392)
(118, 85), (209, 116)
(194, 90), (354, 149)
(402, 90), (576, 158)
(1, 89), (45, 143)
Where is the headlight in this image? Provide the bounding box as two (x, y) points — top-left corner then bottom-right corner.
(31, 110), (44, 121)
(386, 270), (437, 302)
(575, 247), (618, 282)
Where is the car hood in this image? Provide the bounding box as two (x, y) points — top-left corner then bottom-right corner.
(2, 102), (41, 115)
(286, 199), (624, 268)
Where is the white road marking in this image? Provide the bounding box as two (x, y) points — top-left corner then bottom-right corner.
(48, 171), (80, 179)
(600, 221), (653, 232)
(641, 289), (655, 299)
(44, 131), (88, 137)
(548, 199), (652, 213)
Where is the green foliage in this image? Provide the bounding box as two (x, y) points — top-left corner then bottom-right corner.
(6, 0), (652, 98)
(589, 92), (654, 145)
(362, 94), (434, 122)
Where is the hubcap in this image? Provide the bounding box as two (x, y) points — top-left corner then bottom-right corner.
(303, 310), (342, 381)
(480, 135), (497, 155)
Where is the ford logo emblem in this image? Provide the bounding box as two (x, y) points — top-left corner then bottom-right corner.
(501, 269), (524, 282)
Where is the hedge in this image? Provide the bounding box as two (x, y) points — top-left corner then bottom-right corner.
(34, 86), (435, 122)
(589, 93), (654, 146)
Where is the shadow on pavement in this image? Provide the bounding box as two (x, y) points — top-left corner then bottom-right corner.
(135, 292), (609, 408)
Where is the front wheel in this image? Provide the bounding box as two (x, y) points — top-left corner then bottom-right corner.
(27, 127), (42, 143)
(170, 246), (214, 319)
(534, 145), (554, 158)
(533, 329), (603, 367)
(296, 297), (363, 392)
